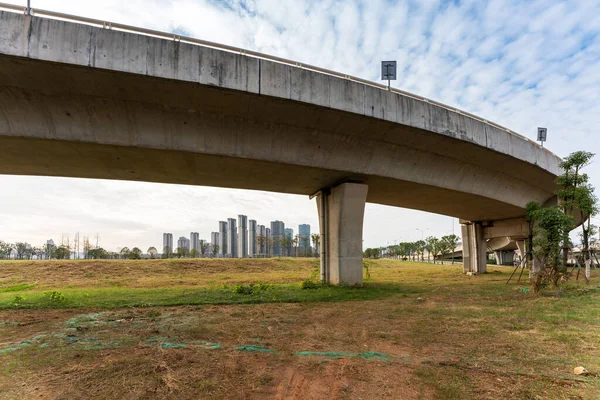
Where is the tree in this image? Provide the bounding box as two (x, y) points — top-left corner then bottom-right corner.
(88, 247), (108, 259)
(412, 240), (425, 262)
(190, 248), (200, 258)
(301, 235), (310, 256)
(293, 234), (301, 257)
(268, 237), (275, 258)
(556, 151), (598, 280)
(425, 236), (437, 263)
(163, 246), (172, 259)
(279, 235), (289, 257)
(53, 245), (71, 259)
(256, 234), (266, 257)
(526, 201), (573, 291)
(211, 243), (219, 258)
(200, 240), (210, 257)
(311, 233), (320, 257)
(176, 247), (189, 258)
(130, 247), (143, 259)
(426, 237), (441, 264)
(44, 242), (55, 260)
(147, 247), (158, 259)
(441, 234), (460, 264)
(14, 242), (28, 260)
(120, 247), (131, 259)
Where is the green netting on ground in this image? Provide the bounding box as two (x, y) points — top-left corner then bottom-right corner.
(161, 343), (188, 349)
(65, 312), (109, 327)
(297, 351), (391, 361)
(236, 345), (274, 353)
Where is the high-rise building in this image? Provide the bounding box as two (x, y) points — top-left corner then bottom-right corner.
(162, 233), (173, 256)
(257, 224), (266, 256)
(248, 219), (257, 257)
(177, 236), (190, 251)
(237, 215), (248, 258)
(284, 228), (294, 256)
(299, 224), (311, 255)
(211, 232), (219, 256)
(227, 218), (237, 258)
(270, 220), (284, 257)
(218, 221), (227, 257)
(190, 232), (200, 253)
(266, 227), (271, 257)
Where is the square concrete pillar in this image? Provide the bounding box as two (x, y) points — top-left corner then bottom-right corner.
(316, 182), (368, 286)
(461, 222), (487, 274)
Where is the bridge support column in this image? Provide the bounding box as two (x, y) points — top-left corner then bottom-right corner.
(461, 222), (487, 274)
(315, 182), (368, 286)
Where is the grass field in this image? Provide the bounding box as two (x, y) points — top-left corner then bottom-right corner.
(1, 258), (600, 399)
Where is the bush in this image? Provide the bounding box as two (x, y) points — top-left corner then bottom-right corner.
(233, 283), (272, 295)
(43, 290), (66, 304)
(12, 294), (24, 306)
(300, 280), (322, 290)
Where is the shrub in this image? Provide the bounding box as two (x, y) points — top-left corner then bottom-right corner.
(12, 294), (24, 306)
(300, 280), (322, 290)
(233, 283), (272, 295)
(43, 291), (66, 304)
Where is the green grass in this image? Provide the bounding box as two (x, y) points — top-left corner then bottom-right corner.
(0, 283), (35, 292)
(0, 282), (423, 309)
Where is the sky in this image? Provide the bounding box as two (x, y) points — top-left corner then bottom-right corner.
(0, 0), (599, 251)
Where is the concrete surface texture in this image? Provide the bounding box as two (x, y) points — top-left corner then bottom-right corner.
(0, 12), (564, 284)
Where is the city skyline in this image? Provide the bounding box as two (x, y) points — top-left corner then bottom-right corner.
(162, 217), (314, 258)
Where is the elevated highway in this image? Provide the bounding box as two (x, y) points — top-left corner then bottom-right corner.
(0, 6), (562, 284)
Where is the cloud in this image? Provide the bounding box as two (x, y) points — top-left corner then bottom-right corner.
(0, 0), (598, 250)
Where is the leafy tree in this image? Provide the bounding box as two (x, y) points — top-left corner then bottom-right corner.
(119, 247), (131, 259)
(176, 247), (189, 258)
(200, 240), (210, 257)
(526, 201), (573, 290)
(425, 236), (437, 263)
(211, 243), (219, 258)
(190, 248), (200, 258)
(413, 240), (426, 262)
(293, 234), (300, 257)
(53, 245), (71, 259)
(441, 234), (460, 264)
(130, 247), (143, 259)
(163, 246), (172, 259)
(256, 234), (266, 257)
(279, 235), (289, 257)
(14, 242), (28, 260)
(0, 241), (13, 259)
(300, 235), (310, 256)
(556, 151), (598, 279)
(426, 237), (441, 264)
(147, 247), (158, 259)
(88, 247), (108, 259)
(311, 233), (320, 257)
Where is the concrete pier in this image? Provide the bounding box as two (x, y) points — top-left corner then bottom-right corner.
(316, 183), (368, 286)
(461, 222), (487, 274)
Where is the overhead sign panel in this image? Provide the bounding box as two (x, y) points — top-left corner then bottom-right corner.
(381, 61), (397, 81)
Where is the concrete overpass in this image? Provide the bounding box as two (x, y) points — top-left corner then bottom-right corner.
(0, 6), (562, 285)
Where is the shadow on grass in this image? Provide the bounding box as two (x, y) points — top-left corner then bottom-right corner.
(0, 282), (423, 310)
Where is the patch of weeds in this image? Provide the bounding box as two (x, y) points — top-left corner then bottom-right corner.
(300, 280), (323, 290)
(11, 294), (24, 307)
(234, 283), (273, 295)
(146, 310), (161, 319)
(0, 283), (35, 292)
(43, 291), (66, 305)
(197, 380), (215, 392)
(363, 260), (372, 279)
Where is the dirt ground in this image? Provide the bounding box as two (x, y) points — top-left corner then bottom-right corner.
(1, 260), (600, 399)
(1, 299), (597, 399)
